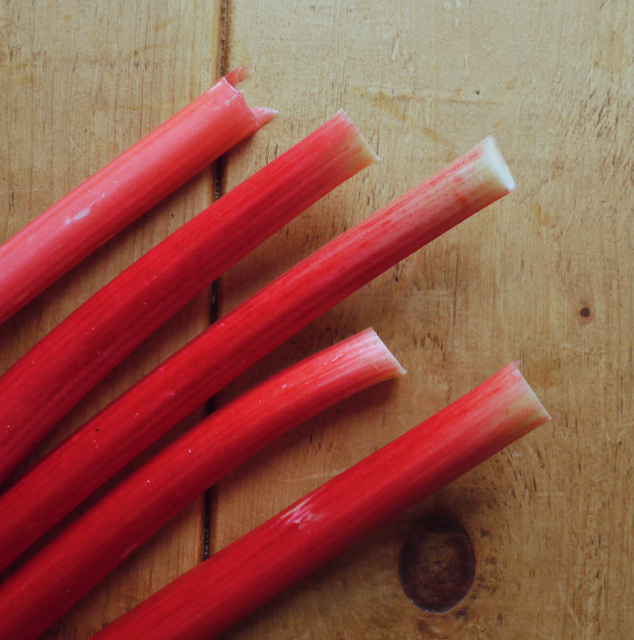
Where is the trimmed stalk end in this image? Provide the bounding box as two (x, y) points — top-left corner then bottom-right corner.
(225, 64), (254, 87)
(473, 362), (551, 454)
(445, 135), (517, 213)
(504, 363), (552, 437)
(326, 109), (380, 178)
(357, 328), (407, 379)
(481, 136), (516, 194)
(251, 107), (279, 129)
(335, 109), (381, 165)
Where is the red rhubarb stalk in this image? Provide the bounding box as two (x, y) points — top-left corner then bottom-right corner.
(0, 110), (377, 485)
(0, 329), (404, 640)
(84, 364), (551, 640)
(0, 66), (267, 326)
(0, 137), (513, 571)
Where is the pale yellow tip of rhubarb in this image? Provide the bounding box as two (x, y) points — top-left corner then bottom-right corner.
(506, 363), (552, 437)
(335, 109), (381, 165)
(363, 328), (407, 378)
(481, 136), (516, 194)
(251, 107), (278, 129)
(224, 64), (254, 88)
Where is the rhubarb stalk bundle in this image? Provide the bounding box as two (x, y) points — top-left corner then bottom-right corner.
(0, 110), (377, 485)
(0, 137), (514, 572)
(83, 364), (550, 640)
(0, 66), (267, 326)
(0, 329), (405, 640)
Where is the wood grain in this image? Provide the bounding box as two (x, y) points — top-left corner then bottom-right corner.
(212, 1), (634, 639)
(0, 0), (632, 639)
(0, 1), (221, 638)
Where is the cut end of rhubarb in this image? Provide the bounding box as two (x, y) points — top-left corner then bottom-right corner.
(335, 109), (381, 166)
(224, 64), (254, 87)
(442, 135), (517, 216)
(358, 328), (407, 379)
(481, 136), (516, 194)
(320, 109), (380, 180)
(507, 363), (552, 431)
(251, 107), (279, 129)
(492, 363), (552, 443)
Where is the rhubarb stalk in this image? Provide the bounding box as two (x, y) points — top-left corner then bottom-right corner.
(0, 110), (377, 485)
(0, 137), (513, 572)
(0, 329), (404, 640)
(0, 66), (267, 326)
(83, 364), (550, 640)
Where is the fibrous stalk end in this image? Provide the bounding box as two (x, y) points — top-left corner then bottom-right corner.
(362, 328), (407, 378)
(443, 135), (516, 213)
(251, 107), (278, 129)
(225, 64), (254, 87)
(335, 109), (381, 165)
(507, 363), (552, 435)
(481, 136), (516, 194)
(324, 109), (380, 180)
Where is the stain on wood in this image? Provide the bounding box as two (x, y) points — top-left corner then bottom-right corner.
(398, 517), (476, 613)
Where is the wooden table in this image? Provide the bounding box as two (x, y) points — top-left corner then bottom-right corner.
(1, 1), (632, 638)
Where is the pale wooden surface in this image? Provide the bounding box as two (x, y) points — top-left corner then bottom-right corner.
(0, 1), (633, 639)
(0, 1), (219, 638)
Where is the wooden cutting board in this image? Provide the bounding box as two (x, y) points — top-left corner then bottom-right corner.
(0, 1), (632, 638)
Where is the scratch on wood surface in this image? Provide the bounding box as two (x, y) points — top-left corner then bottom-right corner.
(558, 582), (582, 630)
(350, 85), (455, 150)
(69, 136), (94, 174)
(120, 44), (160, 64)
(532, 625), (550, 640)
(153, 17), (178, 32)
